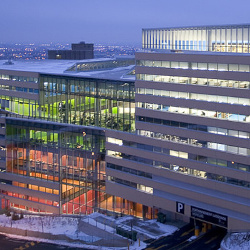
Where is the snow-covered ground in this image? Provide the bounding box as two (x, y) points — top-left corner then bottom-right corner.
(0, 214), (78, 235)
(0, 212), (178, 249)
(221, 232), (250, 250)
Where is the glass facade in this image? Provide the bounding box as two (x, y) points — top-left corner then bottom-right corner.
(66, 58), (135, 72)
(0, 96), (39, 117)
(2, 116), (150, 217)
(0, 67), (147, 217)
(142, 24), (250, 52)
(0, 74), (38, 83)
(0, 73), (135, 132)
(39, 75), (135, 131)
(5, 118), (107, 214)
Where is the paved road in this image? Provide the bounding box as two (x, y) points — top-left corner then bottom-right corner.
(144, 223), (194, 249)
(0, 234), (88, 250)
(177, 227), (227, 250)
(145, 224), (226, 250)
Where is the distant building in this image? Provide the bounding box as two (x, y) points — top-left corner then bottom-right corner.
(48, 42), (94, 60)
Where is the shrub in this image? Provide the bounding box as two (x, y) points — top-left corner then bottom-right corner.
(6, 211), (11, 217)
(11, 213), (19, 221)
(157, 212), (166, 224)
(4, 208), (11, 217)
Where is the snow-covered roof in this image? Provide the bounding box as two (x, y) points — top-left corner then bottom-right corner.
(0, 58), (135, 81)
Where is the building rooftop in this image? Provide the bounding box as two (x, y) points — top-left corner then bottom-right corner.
(0, 57), (135, 81)
(143, 23), (250, 30)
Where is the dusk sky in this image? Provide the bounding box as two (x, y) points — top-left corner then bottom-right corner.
(1, 0), (250, 45)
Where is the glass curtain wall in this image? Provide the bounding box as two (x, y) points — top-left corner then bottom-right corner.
(142, 24), (250, 53)
(0, 96), (39, 117)
(5, 119), (107, 214)
(39, 75), (135, 132)
(4, 119), (150, 216)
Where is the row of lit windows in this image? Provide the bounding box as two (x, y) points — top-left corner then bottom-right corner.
(107, 150), (250, 188)
(137, 88), (250, 106)
(0, 95), (38, 117)
(137, 116), (250, 139)
(1, 190), (58, 206)
(0, 74), (38, 83)
(143, 41), (250, 53)
(5, 159), (60, 182)
(9, 135), (103, 152)
(137, 60), (250, 72)
(39, 89), (135, 131)
(107, 176), (153, 194)
(108, 138), (249, 172)
(1, 92), (133, 133)
(138, 129), (249, 156)
(141, 129), (233, 153)
(137, 74), (250, 89)
(41, 77), (134, 100)
(13, 181), (59, 195)
(138, 102), (250, 122)
(107, 163), (152, 179)
(143, 26), (250, 53)
(0, 85), (39, 94)
(43, 83), (132, 99)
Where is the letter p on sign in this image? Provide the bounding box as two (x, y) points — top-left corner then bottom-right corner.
(176, 202), (185, 214)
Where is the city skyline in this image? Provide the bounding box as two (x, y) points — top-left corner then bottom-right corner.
(1, 0), (250, 44)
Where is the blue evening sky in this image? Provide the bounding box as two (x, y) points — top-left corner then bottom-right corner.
(0, 0), (250, 45)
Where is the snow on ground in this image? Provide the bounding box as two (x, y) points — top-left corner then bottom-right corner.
(5, 233), (148, 250)
(3, 234), (99, 250)
(82, 212), (116, 234)
(0, 214), (80, 236)
(221, 232), (250, 250)
(0, 212), (178, 249)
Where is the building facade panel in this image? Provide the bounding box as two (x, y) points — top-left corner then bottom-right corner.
(106, 47), (250, 230)
(136, 80), (250, 99)
(142, 24), (250, 53)
(135, 107), (250, 133)
(106, 140), (250, 183)
(135, 121), (250, 149)
(106, 153), (250, 199)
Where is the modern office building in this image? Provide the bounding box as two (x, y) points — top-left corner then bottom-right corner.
(0, 24), (249, 232)
(48, 42), (94, 60)
(0, 57), (138, 215)
(106, 24), (250, 231)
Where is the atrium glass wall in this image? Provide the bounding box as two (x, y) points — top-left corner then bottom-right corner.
(5, 118), (106, 214)
(0, 96), (39, 117)
(66, 58), (135, 72)
(39, 75), (135, 132)
(142, 24), (250, 52)
(4, 118), (146, 216)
